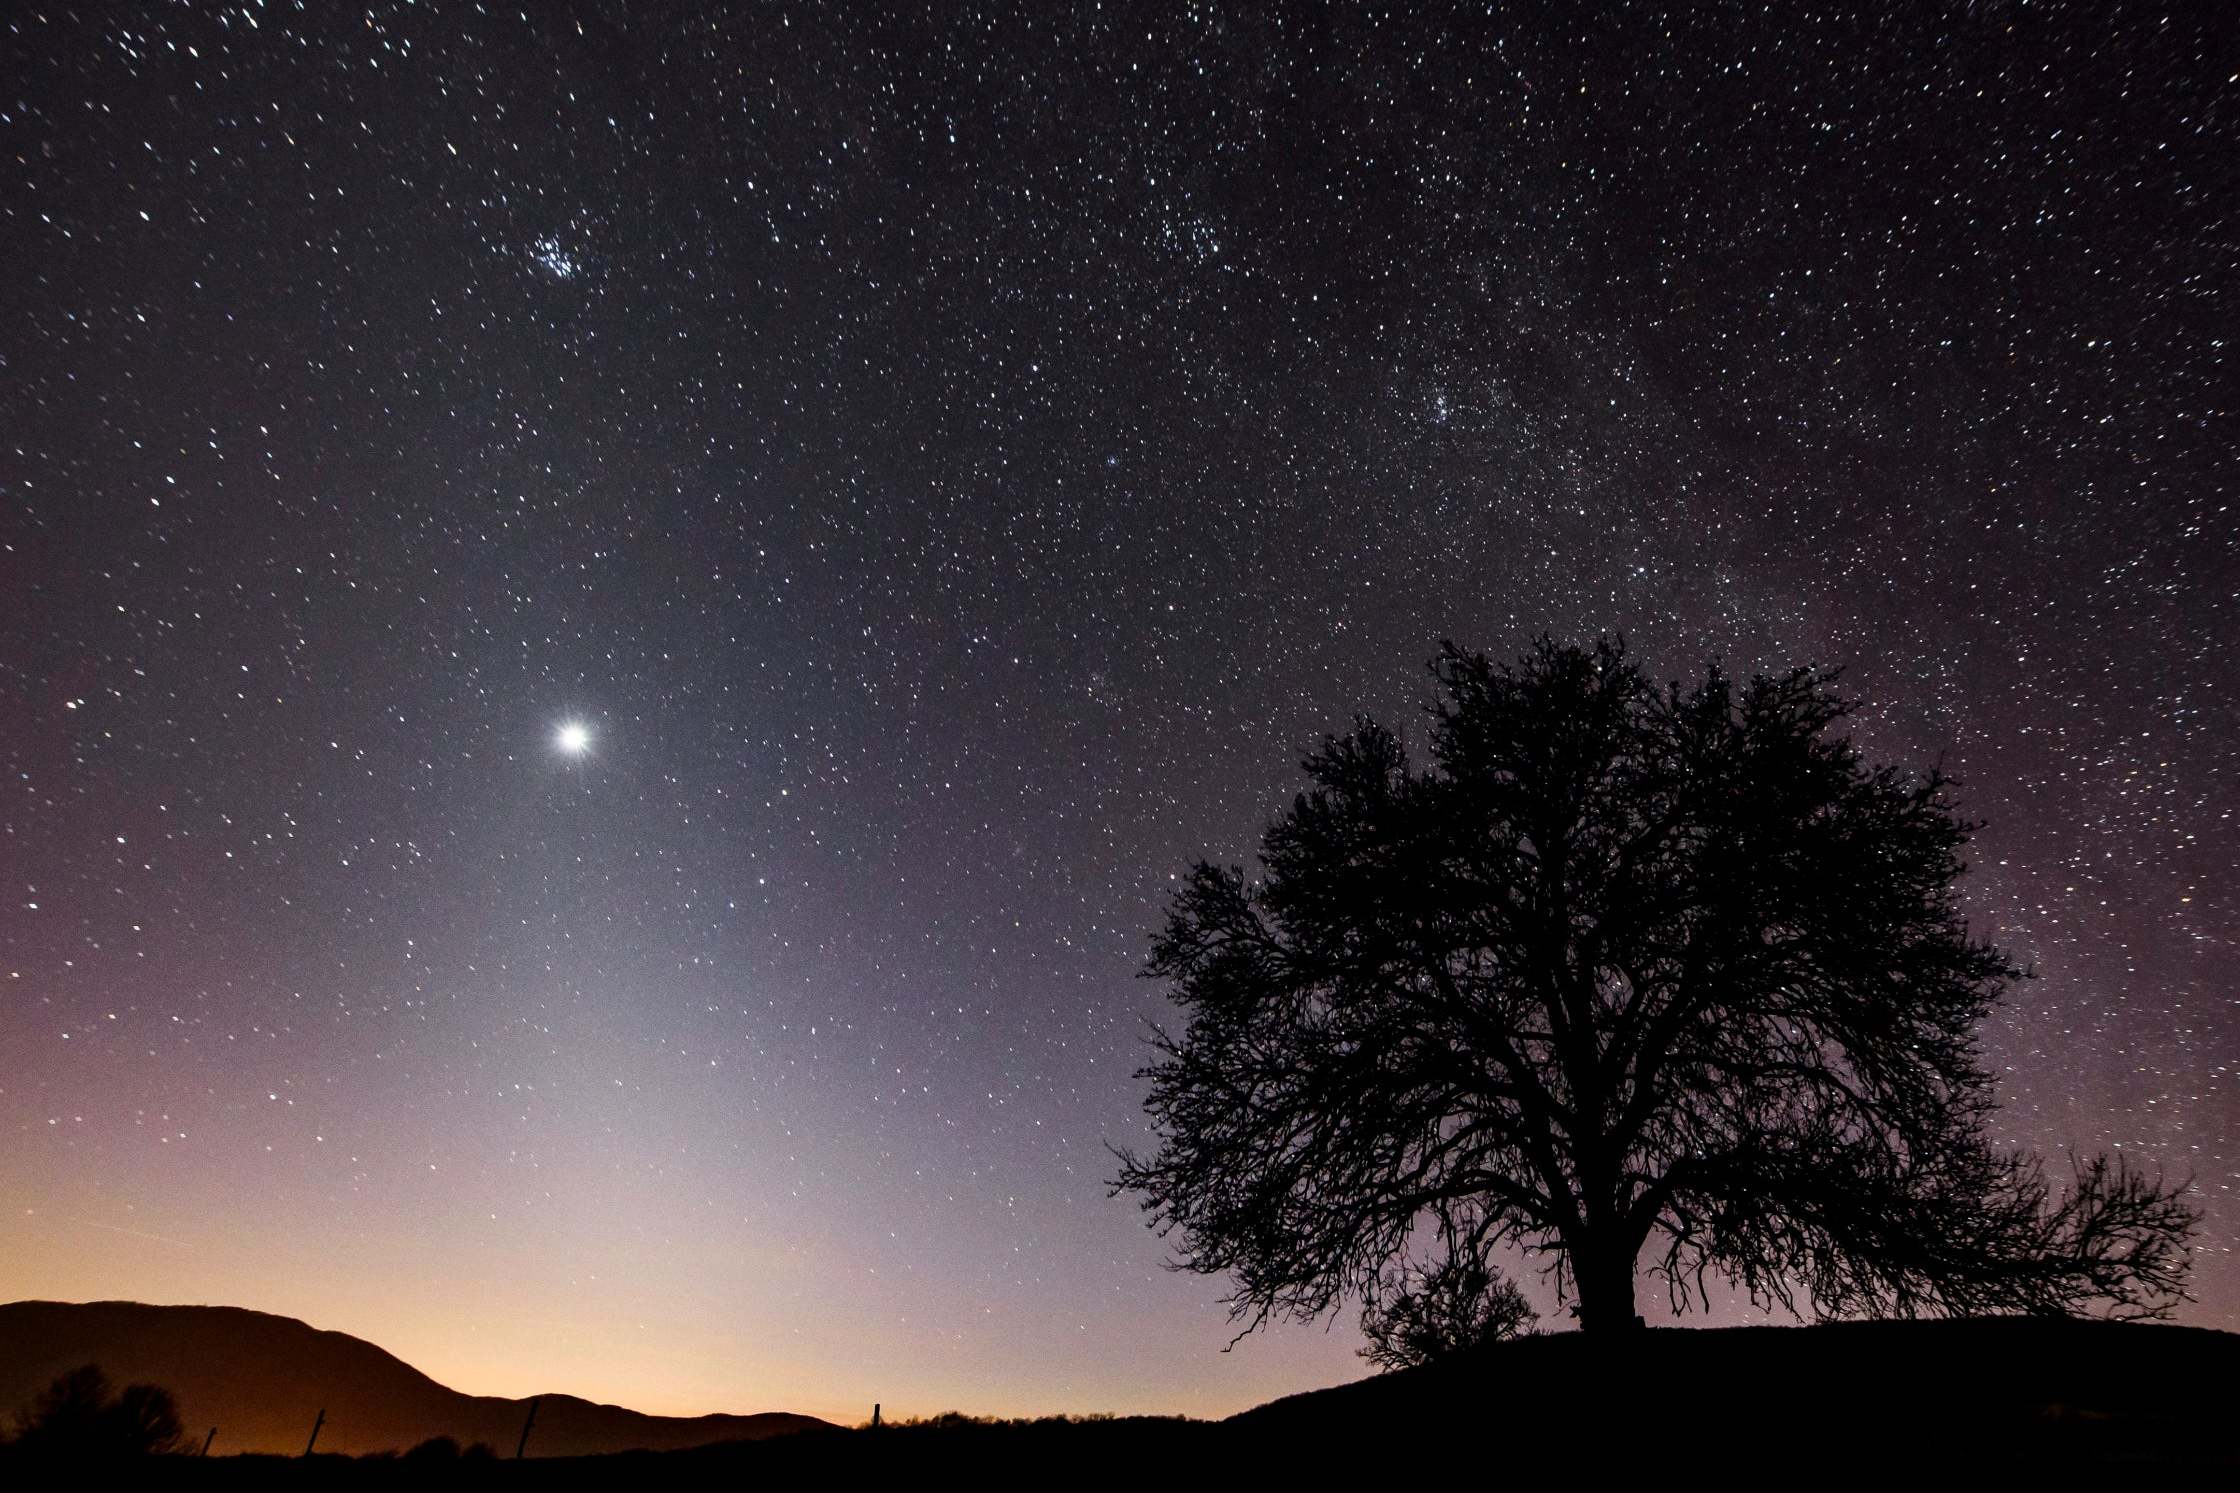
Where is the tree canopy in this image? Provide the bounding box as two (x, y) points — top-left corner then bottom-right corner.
(1115, 639), (2196, 1342)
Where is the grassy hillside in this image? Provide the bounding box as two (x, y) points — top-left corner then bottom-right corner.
(1234, 1316), (2240, 1469)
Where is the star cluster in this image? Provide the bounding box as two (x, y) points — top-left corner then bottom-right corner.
(1, 3), (2232, 1421)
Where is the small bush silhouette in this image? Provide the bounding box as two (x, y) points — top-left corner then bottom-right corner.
(1359, 1252), (1537, 1369)
(9, 1364), (186, 1457)
(402, 1435), (497, 1462)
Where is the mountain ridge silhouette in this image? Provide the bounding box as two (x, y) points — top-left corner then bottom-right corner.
(0, 1300), (829, 1456)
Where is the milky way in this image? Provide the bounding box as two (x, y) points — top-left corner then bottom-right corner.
(2, 4), (2232, 1421)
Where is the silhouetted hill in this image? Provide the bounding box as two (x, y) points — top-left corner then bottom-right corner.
(1233, 1317), (2240, 1469)
(5, 1306), (2233, 1474)
(0, 1301), (828, 1457)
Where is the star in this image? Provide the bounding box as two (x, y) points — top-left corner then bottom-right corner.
(556, 722), (591, 755)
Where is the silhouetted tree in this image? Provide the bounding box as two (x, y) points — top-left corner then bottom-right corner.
(9, 1364), (186, 1457)
(1359, 1223), (1537, 1369)
(1116, 639), (2197, 1340)
(105, 1383), (186, 1456)
(9, 1364), (110, 1451)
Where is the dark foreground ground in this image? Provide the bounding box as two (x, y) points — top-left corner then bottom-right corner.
(7, 1317), (2236, 1479)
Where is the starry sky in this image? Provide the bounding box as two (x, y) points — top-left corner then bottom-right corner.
(1, 2), (2232, 1425)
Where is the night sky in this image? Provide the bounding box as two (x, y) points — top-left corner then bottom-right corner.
(2, 2), (2233, 1424)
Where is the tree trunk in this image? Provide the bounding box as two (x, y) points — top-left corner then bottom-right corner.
(1574, 1245), (1643, 1332)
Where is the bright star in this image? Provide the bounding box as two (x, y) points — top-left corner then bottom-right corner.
(556, 722), (591, 754)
